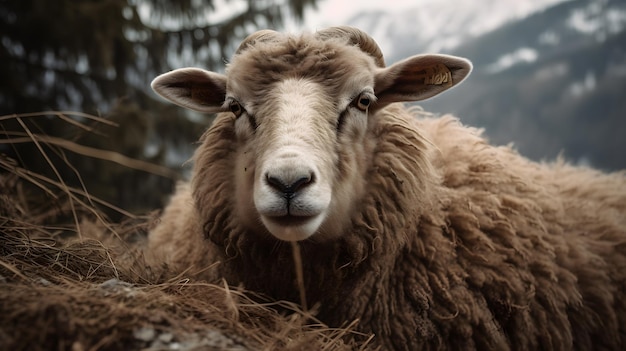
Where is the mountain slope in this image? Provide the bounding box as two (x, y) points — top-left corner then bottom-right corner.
(346, 0), (626, 170)
(420, 0), (626, 170)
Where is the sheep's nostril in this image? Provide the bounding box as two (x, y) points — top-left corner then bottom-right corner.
(266, 174), (288, 193)
(266, 173), (313, 196)
(291, 174), (313, 192)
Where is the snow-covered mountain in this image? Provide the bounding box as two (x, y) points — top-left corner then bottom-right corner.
(345, 0), (626, 171)
(344, 0), (572, 60)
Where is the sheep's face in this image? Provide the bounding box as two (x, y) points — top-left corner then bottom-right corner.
(229, 74), (376, 241)
(151, 27), (472, 242)
(246, 79), (338, 242)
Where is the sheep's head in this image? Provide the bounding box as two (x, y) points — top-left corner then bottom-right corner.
(152, 27), (471, 242)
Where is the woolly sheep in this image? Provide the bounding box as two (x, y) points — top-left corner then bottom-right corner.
(148, 27), (626, 350)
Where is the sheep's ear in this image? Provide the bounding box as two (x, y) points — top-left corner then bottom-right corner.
(374, 54), (472, 107)
(151, 68), (228, 113)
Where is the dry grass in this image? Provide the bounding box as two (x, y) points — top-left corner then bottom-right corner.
(0, 112), (374, 351)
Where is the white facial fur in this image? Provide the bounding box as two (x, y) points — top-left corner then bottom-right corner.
(233, 78), (370, 242)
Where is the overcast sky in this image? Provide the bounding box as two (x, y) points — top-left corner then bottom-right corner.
(286, 0), (420, 31)
(293, 0), (422, 30)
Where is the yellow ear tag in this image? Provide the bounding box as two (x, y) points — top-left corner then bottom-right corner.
(424, 64), (453, 86)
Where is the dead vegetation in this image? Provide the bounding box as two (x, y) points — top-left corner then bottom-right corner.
(0, 112), (374, 351)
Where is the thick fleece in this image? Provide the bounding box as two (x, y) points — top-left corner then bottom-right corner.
(149, 102), (626, 350)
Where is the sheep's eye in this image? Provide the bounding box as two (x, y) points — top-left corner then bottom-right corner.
(229, 100), (243, 117)
(353, 93), (371, 111)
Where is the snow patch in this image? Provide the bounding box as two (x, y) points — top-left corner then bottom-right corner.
(568, 71), (597, 97)
(568, 0), (626, 41)
(486, 47), (539, 73)
(532, 62), (569, 81)
(538, 30), (560, 45)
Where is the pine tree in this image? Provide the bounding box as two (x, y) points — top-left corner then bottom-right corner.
(1, 0), (317, 113)
(0, 0), (317, 216)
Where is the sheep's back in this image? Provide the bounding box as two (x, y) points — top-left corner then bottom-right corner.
(415, 114), (626, 349)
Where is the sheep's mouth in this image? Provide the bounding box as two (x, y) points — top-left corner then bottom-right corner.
(260, 212), (326, 241)
(266, 215), (315, 227)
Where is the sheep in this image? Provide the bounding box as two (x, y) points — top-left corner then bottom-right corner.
(147, 26), (626, 350)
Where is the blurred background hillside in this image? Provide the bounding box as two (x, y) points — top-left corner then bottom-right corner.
(1, 0), (624, 217)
